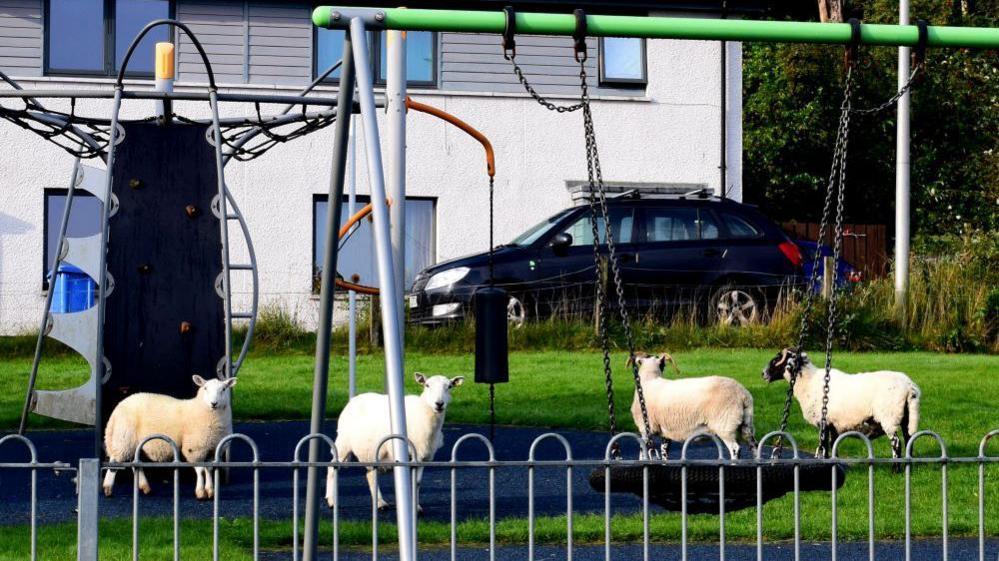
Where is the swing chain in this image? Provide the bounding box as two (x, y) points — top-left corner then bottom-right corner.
(488, 175), (495, 286)
(818, 64), (854, 459)
(852, 18), (929, 116)
(508, 59), (585, 113)
(775, 62), (855, 460)
(578, 57), (654, 457)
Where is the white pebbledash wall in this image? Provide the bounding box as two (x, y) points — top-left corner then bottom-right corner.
(0, 39), (741, 334)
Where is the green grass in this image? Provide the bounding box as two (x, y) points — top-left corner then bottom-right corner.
(2, 349), (998, 559)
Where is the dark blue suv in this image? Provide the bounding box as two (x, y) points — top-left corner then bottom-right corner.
(408, 192), (804, 326)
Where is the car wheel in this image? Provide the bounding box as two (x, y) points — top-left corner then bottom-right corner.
(711, 286), (762, 327)
(507, 295), (527, 328)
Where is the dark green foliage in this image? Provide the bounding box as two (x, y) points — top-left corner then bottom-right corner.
(744, 0), (999, 236)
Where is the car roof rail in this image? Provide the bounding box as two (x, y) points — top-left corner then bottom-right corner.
(680, 187), (714, 200)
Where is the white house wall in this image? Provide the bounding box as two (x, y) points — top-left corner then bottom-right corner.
(0, 29), (741, 334)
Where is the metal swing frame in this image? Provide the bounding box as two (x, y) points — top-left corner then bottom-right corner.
(307, 7), (999, 561)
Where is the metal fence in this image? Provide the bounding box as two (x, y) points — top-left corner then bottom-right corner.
(2, 429), (999, 561)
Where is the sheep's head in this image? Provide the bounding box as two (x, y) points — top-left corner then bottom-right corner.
(414, 373), (464, 414)
(762, 348), (808, 383)
(628, 352), (680, 381)
(193, 375), (237, 410)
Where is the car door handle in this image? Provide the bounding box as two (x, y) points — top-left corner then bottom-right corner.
(619, 253), (637, 263)
(703, 248), (723, 258)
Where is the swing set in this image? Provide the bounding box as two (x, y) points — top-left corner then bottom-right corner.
(306, 6), (999, 561)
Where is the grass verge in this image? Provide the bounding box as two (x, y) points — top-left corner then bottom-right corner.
(2, 349), (998, 557)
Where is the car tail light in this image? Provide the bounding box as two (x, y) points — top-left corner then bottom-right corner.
(778, 241), (803, 268)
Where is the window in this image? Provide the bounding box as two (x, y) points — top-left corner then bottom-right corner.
(644, 207), (719, 242)
(719, 212), (762, 239)
(313, 196), (436, 292)
(599, 37), (647, 86)
(561, 208), (636, 246)
(46, 0), (172, 76)
(43, 191), (102, 289)
(314, 28), (437, 86)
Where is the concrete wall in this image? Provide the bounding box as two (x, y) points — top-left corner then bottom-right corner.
(0, 35), (742, 334)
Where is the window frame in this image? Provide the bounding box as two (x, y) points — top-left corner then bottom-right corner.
(597, 36), (647, 87)
(42, 188), (101, 290)
(43, 0), (176, 78)
(311, 194), (438, 294)
(312, 28), (438, 89)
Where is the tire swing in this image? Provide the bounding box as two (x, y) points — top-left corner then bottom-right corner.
(493, 8), (865, 512)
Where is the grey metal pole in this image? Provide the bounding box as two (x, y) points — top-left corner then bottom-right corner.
(302, 33), (356, 561)
(895, 0), (911, 305)
(386, 28), (407, 343)
(19, 159), (81, 434)
(77, 458), (100, 561)
(350, 17), (417, 561)
(348, 114), (358, 399)
(92, 88), (124, 459)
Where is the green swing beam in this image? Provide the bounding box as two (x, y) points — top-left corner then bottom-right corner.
(313, 6), (999, 50)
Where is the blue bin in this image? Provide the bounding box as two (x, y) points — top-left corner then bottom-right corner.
(48, 264), (96, 313)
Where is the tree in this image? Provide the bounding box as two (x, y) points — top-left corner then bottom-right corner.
(743, 0), (999, 237)
(817, 0), (844, 22)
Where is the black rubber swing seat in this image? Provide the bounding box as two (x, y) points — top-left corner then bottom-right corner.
(588, 460), (847, 514)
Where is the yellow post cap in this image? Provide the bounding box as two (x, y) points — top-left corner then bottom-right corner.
(155, 42), (175, 80)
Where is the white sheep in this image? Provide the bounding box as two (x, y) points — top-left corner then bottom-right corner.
(630, 352), (757, 460)
(762, 348), (921, 458)
(102, 375), (236, 499)
(325, 373), (464, 512)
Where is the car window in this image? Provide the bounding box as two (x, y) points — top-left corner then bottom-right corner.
(719, 211), (761, 238)
(510, 209), (572, 246)
(561, 207), (636, 246)
(699, 209), (721, 240)
(644, 207), (697, 241)
(644, 207), (721, 241)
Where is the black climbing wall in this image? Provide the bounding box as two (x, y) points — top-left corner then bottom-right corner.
(102, 122), (224, 419)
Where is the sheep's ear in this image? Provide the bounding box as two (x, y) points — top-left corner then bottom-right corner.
(414, 373), (427, 387)
(223, 377), (238, 389)
(449, 376), (465, 388)
(192, 375), (207, 387)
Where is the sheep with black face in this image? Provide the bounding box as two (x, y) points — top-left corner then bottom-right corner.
(762, 348), (921, 458)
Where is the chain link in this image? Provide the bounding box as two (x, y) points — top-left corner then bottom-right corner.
(775, 65), (855, 459)
(488, 175), (495, 286)
(851, 62), (923, 115)
(507, 55), (585, 113)
(577, 59), (655, 455)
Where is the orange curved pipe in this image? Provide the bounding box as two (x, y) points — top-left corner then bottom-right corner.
(406, 96), (495, 178)
(334, 199), (391, 295)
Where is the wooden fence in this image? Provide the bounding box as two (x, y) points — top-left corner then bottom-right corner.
(781, 222), (889, 279)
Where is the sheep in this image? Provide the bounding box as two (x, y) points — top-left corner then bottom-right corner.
(325, 373), (464, 513)
(630, 352), (756, 460)
(102, 375), (236, 499)
(761, 348), (921, 459)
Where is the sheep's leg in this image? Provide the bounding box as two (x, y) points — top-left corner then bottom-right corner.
(326, 447), (351, 509)
(195, 467), (207, 500)
(414, 466), (425, 515)
(366, 469), (389, 511)
(660, 440), (671, 460)
(102, 465), (118, 497)
(890, 433), (903, 473)
(203, 467), (215, 499)
(724, 439), (740, 461)
(136, 468), (152, 495)
(325, 467), (336, 509)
